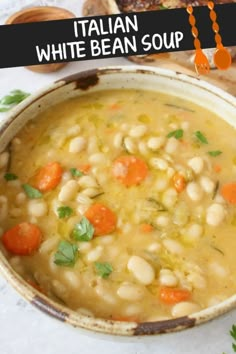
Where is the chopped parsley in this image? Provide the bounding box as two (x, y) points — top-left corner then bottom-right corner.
(22, 184), (42, 199)
(57, 206), (73, 219)
(54, 240), (78, 267)
(194, 131), (208, 144)
(71, 217), (94, 242)
(208, 150), (222, 157)
(95, 262), (113, 278)
(0, 90), (30, 112)
(166, 129), (183, 139)
(4, 173), (18, 181)
(70, 168), (84, 177)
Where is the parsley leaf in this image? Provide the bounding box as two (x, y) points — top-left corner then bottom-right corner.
(54, 240), (78, 267)
(57, 206), (73, 219)
(166, 129), (183, 139)
(22, 184), (42, 199)
(208, 150), (222, 157)
(194, 131), (208, 144)
(0, 90), (30, 112)
(95, 262), (113, 278)
(230, 324), (236, 341)
(70, 168), (84, 177)
(4, 173), (18, 181)
(71, 217), (94, 242)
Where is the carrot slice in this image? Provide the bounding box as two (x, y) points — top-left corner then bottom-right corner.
(159, 287), (191, 305)
(221, 183), (236, 204)
(112, 155), (148, 187)
(2, 222), (42, 255)
(78, 164), (91, 174)
(85, 203), (117, 236)
(172, 172), (186, 193)
(139, 223), (154, 233)
(34, 162), (63, 192)
(214, 164), (222, 173)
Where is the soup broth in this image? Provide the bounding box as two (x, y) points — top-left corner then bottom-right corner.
(1, 89), (236, 322)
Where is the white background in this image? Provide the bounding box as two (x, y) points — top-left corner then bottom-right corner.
(0, 1), (235, 353)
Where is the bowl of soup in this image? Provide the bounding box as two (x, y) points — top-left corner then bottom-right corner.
(0, 66), (236, 336)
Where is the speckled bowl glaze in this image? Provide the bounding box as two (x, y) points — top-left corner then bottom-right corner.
(0, 66), (236, 336)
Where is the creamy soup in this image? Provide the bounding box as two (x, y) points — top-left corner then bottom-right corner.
(1, 89), (236, 322)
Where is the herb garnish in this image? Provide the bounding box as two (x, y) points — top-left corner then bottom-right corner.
(54, 240), (78, 267)
(70, 168), (84, 177)
(71, 217), (94, 242)
(95, 262), (113, 278)
(0, 90), (30, 112)
(194, 131), (208, 144)
(208, 150), (222, 157)
(57, 206), (73, 219)
(22, 184), (42, 199)
(4, 173), (18, 181)
(230, 324), (236, 352)
(166, 129), (183, 139)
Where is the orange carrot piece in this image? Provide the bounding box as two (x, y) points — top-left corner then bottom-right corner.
(78, 164), (91, 174)
(2, 222), (42, 255)
(221, 183), (236, 204)
(27, 280), (45, 294)
(85, 203), (117, 236)
(139, 223), (154, 233)
(112, 155), (148, 187)
(172, 172), (186, 193)
(159, 287), (191, 305)
(214, 164), (222, 173)
(34, 162), (63, 192)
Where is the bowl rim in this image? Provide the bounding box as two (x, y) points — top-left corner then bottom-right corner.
(0, 65), (236, 336)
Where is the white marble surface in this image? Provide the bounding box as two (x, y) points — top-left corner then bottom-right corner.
(0, 1), (235, 353)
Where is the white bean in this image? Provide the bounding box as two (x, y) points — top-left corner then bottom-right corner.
(123, 137), (137, 154)
(113, 132), (123, 149)
(63, 271), (80, 288)
(199, 176), (215, 194)
(86, 246), (103, 262)
(66, 124), (81, 136)
(76, 193), (92, 205)
(159, 269), (178, 287)
(155, 178), (168, 192)
(117, 282), (144, 301)
(163, 239), (184, 255)
(129, 125), (147, 138)
(162, 188), (178, 208)
(127, 256), (155, 285)
(15, 192), (26, 205)
(78, 175), (98, 189)
(206, 203), (225, 226)
(187, 273), (206, 289)
(82, 187), (102, 198)
(89, 153), (107, 165)
(150, 158), (168, 171)
(185, 224), (203, 242)
(188, 157), (204, 175)
(138, 141), (149, 155)
(0, 152), (9, 169)
(171, 302), (200, 317)
(208, 262), (228, 278)
(58, 180), (79, 202)
(155, 215), (170, 228)
(98, 235), (114, 244)
(186, 182), (203, 201)
(78, 241), (91, 252)
(62, 172), (71, 182)
(147, 136), (165, 151)
(147, 242), (161, 253)
(69, 136), (86, 153)
(40, 236), (59, 254)
(27, 200), (48, 217)
(165, 137), (179, 154)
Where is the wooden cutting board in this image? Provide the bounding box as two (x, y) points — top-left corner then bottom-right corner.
(83, 0), (236, 96)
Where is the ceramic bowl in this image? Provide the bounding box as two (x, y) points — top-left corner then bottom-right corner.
(0, 66), (236, 336)
(5, 6), (75, 73)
